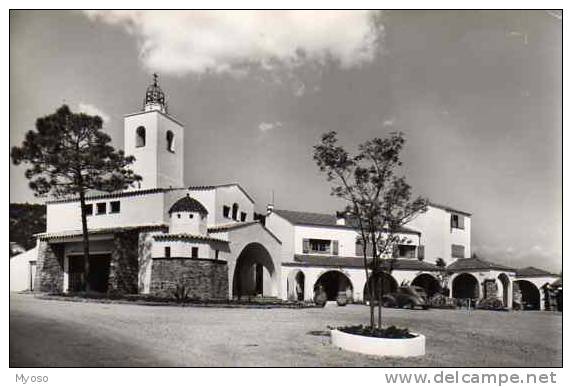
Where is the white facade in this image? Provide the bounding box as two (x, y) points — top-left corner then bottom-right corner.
(124, 111), (185, 190)
(10, 246), (38, 292)
(407, 204), (471, 265)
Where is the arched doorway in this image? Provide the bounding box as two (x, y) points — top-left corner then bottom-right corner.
(452, 273), (479, 300)
(514, 280), (540, 310)
(287, 270), (305, 301)
(233, 243), (275, 299)
(412, 273), (441, 297)
(363, 272), (398, 302)
(498, 273), (510, 307)
(314, 271), (353, 301)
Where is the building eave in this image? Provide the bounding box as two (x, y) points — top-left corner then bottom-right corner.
(36, 224), (169, 241)
(45, 188), (184, 205)
(153, 234), (228, 244)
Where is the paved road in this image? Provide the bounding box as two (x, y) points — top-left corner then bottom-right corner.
(10, 293), (562, 367)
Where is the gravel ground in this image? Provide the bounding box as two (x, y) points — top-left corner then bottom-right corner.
(10, 293), (562, 367)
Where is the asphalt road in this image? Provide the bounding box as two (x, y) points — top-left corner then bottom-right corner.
(10, 293), (562, 367)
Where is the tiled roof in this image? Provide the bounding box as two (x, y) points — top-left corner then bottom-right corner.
(208, 221), (282, 244)
(169, 194), (208, 214)
(273, 209), (421, 234)
(45, 188), (180, 204)
(515, 266), (558, 278)
(447, 257), (515, 272)
(429, 202), (472, 216)
(285, 255), (441, 271)
(37, 224), (168, 240)
(188, 183), (255, 203)
(207, 221), (259, 232)
(153, 233), (227, 243)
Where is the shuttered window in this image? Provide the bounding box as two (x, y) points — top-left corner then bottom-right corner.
(451, 213), (465, 229)
(355, 238), (374, 257)
(418, 245), (425, 260)
(303, 239), (310, 254)
(451, 244), (465, 258)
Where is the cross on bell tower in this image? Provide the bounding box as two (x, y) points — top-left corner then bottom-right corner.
(144, 73), (168, 113)
(124, 73), (184, 190)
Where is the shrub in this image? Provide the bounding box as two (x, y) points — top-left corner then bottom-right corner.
(170, 281), (190, 303)
(314, 289), (327, 307)
(334, 324), (415, 339)
(477, 297), (506, 311)
(336, 293), (348, 306)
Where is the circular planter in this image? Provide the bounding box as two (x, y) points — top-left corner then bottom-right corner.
(330, 329), (425, 357)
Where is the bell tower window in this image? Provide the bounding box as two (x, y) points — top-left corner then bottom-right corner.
(136, 126), (146, 148)
(166, 130), (175, 153)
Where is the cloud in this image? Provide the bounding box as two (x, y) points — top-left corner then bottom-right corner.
(84, 11), (382, 76)
(382, 118), (395, 127)
(77, 103), (111, 123)
(258, 121), (283, 132)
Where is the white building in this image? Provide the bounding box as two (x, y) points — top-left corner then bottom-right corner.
(23, 76), (559, 309)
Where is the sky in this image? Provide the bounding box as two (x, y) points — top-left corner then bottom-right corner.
(9, 10), (562, 271)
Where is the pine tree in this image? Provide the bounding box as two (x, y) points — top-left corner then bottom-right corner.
(11, 105), (142, 291)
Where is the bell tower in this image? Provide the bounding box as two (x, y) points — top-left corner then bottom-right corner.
(124, 74), (184, 190)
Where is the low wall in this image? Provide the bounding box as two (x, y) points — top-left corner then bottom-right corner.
(150, 258), (228, 299)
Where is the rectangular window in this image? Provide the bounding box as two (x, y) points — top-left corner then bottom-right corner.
(451, 213), (464, 229)
(398, 244), (417, 259)
(191, 247), (199, 258)
(215, 250), (219, 260)
(223, 205), (230, 218)
(110, 201), (120, 214)
(451, 244), (465, 258)
(308, 239), (331, 254)
(165, 246), (171, 258)
(96, 202), (106, 215)
(240, 212), (247, 222)
(85, 204), (93, 216)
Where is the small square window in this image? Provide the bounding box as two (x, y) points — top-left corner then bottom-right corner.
(165, 246), (171, 258)
(191, 247), (199, 258)
(110, 201), (120, 213)
(85, 204), (93, 216)
(177, 213), (181, 219)
(96, 202), (106, 215)
(189, 214), (194, 219)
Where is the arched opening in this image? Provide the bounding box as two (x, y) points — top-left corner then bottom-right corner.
(363, 272), (397, 302)
(498, 273), (510, 307)
(136, 126), (146, 147)
(287, 270), (305, 301)
(452, 273), (479, 300)
(232, 203), (239, 220)
(166, 130), (175, 152)
(514, 280), (540, 310)
(233, 243), (275, 299)
(314, 271), (353, 301)
(412, 273), (442, 297)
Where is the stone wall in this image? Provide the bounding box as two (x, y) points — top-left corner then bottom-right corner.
(150, 258), (228, 299)
(108, 230), (140, 294)
(35, 241), (64, 293)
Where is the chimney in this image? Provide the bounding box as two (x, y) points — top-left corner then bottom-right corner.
(266, 203), (274, 216)
(336, 211), (346, 226)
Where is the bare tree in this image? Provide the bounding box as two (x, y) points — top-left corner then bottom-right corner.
(313, 131), (427, 329)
